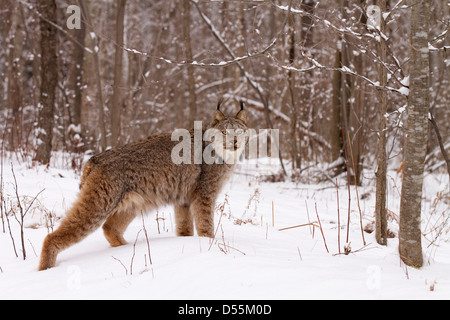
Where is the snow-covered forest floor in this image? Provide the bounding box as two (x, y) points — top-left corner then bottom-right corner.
(0, 154), (449, 299)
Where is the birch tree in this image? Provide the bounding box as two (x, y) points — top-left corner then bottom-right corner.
(399, 0), (431, 268)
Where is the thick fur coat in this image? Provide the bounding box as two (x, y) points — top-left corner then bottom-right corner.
(39, 104), (247, 270)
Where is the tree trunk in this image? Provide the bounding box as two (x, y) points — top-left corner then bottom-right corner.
(399, 0), (431, 268)
(5, 2), (24, 150)
(35, 0), (58, 165)
(66, 0), (86, 152)
(375, 0), (388, 246)
(110, 0), (126, 147)
(183, 0), (197, 125)
(330, 48), (342, 164)
(287, 19), (301, 170)
(348, 52), (364, 186)
(83, 0), (107, 151)
(299, 0), (315, 164)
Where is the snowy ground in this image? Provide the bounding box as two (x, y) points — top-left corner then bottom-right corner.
(0, 154), (449, 300)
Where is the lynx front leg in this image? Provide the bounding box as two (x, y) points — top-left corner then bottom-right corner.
(174, 204), (194, 236)
(191, 198), (214, 238)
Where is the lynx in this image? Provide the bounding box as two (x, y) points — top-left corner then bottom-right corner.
(38, 101), (248, 270)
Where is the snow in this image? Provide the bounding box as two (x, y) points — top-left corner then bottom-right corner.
(0, 154), (449, 299)
(398, 87), (410, 96)
(400, 76), (410, 87)
(415, 31), (428, 39)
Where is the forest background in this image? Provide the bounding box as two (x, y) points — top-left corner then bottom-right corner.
(0, 0), (448, 268)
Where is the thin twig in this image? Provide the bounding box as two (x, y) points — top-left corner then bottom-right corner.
(112, 256), (128, 275)
(305, 200), (314, 238)
(341, 128), (351, 244)
(429, 111), (450, 183)
(335, 178), (341, 254)
(5, 207), (18, 258)
(130, 229), (142, 275)
(141, 212), (152, 265)
(272, 201), (274, 228)
(315, 202), (329, 253)
(209, 195), (228, 251)
(347, 132), (366, 246)
(11, 164), (25, 260)
(332, 243), (374, 256)
(278, 223), (319, 231)
(1, 129), (5, 233)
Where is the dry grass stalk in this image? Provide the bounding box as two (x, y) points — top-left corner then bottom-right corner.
(272, 201), (274, 228)
(112, 256), (128, 275)
(10, 163), (44, 260)
(335, 178), (341, 254)
(141, 212), (152, 265)
(130, 229), (142, 275)
(315, 202), (329, 253)
(278, 223), (319, 231)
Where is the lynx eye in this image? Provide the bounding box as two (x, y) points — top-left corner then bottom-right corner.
(235, 129), (244, 135)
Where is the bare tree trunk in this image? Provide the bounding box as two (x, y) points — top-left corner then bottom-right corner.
(375, 0), (388, 246)
(83, 0), (107, 151)
(347, 0), (366, 186)
(287, 19), (301, 169)
(300, 0), (315, 48)
(67, 0), (86, 152)
(299, 0), (315, 163)
(182, 0), (197, 125)
(35, 0), (58, 165)
(110, 0), (126, 147)
(330, 48), (342, 164)
(348, 52), (364, 186)
(191, 0), (287, 175)
(399, 0), (431, 268)
(5, 2), (24, 150)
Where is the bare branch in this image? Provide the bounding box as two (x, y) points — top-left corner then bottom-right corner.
(429, 112), (450, 180)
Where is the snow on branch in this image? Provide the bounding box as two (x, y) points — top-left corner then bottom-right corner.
(120, 0), (292, 71)
(272, 1), (410, 97)
(274, 52), (408, 97)
(189, 0), (294, 115)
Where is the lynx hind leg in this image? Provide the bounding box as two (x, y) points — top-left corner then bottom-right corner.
(38, 196), (109, 271)
(191, 198), (214, 238)
(102, 191), (149, 246)
(175, 204), (194, 236)
(39, 168), (116, 271)
(103, 210), (137, 247)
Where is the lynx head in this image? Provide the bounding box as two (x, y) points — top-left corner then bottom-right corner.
(207, 99), (248, 164)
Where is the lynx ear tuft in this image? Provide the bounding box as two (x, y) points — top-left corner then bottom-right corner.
(217, 98), (224, 111)
(212, 106), (226, 127)
(236, 100), (247, 125)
